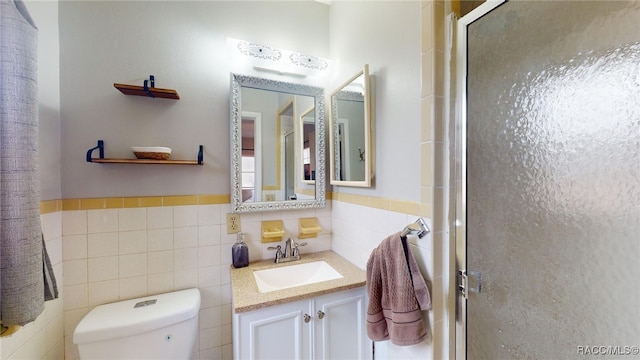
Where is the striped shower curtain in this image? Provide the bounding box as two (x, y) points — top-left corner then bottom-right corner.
(0, 0), (46, 326)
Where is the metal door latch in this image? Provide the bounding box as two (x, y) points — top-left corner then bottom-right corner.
(458, 269), (482, 299)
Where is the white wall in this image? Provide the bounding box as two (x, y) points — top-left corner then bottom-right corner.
(31, 0), (62, 200)
(328, 2), (430, 359)
(329, 1), (422, 202)
(58, 1), (330, 198)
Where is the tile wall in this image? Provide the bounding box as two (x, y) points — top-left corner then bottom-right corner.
(422, 0), (452, 359)
(59, 198), (331, 360)
(1, 209), (64, 360)
(3, 193), (430, 360)
(330, 197), (435, 358)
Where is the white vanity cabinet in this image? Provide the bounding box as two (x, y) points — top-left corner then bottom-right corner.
(233, 287), (371, 360)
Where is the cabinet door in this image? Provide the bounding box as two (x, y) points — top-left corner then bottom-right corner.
(314, 288), (371, 360)
(234, 300), (312, 360)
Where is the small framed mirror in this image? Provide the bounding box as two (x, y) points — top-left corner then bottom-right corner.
(329, 64), (373, 187)
(230, 73), (325, 213)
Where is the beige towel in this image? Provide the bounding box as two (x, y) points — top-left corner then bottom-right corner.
(366, 232), (431, 346)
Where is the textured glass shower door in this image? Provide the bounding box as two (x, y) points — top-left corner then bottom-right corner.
(462, 1), (640, 358)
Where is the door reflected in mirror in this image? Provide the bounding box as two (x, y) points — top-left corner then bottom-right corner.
(230, 74), (325, 213)
(330, 64), (373, 187)
(300, 106), (316, 185)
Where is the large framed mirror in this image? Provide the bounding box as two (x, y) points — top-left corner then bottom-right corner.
(329, 64), (373, 187)
(230, 73), (325, 213)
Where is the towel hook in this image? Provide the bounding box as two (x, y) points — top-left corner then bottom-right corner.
(400, 218), (430, 239)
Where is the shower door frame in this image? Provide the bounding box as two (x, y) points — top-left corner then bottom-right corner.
(453, 1), (506, 359)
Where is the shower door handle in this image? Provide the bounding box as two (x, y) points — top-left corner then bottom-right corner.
(458, 269), (482, 299)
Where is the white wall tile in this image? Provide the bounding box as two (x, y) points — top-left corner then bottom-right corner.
(174, 205), (198, 227)
(220, 243), (233, 266)
(148, 272), (174, 295)
(148, 250), (174, 274)
(46, 236), (63, 266)
(198, 205), (221, 225)
(198, 266), (221, 288)
(119, 230), (147, 254)
(199, 326), (221, 351)
(41, 211), (62, 240)
(88, 256), (118, 282)
(118, 208), (147, 231)
(198, 225), (221, 246)
(63, 210), (87, 235)
(148, 228), (173, 251)
(63, 284), (88, 311)
(63, 260), (87, 285)
(88, 232), (118, 258)
(199, 286), (222, 308)
(174, 269), (198, 289)
(63, 234), (87, 260)
(63, 308), (88, 337)
(119, 276), (148, 300)
(147, 206), (173, 229)
(198, 246), (221, 267)
(88, 280), (119, 306)
(174, 226), (198, 249)
(45, 313), (63, 355)
(174, 247), (198, 270)
(119, 253), (148, 278)
(87, 209), (118, 234)
(199, 306), (221, 330)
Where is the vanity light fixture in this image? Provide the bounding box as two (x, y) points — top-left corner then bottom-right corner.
(227, 37), (330, 78)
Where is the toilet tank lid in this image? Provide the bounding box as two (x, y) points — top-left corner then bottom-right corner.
(73, 288), (201, 345)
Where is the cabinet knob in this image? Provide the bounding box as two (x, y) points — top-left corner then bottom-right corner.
(317, 310), (325, 319)
(304, 314), (311, 323)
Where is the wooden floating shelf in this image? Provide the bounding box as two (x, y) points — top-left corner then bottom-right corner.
(114, 83), (180, 100)
(90, 158), (199, 165)
(86, 140), (203, 166)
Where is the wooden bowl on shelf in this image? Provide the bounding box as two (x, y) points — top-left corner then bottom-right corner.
(131, 146), (172, 160)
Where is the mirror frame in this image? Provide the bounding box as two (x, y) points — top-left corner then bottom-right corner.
(329, 64), (373, 187)
(230, 73), (326, 213)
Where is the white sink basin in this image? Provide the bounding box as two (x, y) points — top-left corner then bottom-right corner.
(253, 261), (343, 293)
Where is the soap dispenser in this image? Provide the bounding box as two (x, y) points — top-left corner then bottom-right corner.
(232, 232), (249, 268)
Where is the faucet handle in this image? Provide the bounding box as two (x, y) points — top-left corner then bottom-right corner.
(267, 245), (283, 262)
(291, 241), (307, 257)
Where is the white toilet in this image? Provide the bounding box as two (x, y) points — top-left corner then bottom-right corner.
(73, 288), (201, 359)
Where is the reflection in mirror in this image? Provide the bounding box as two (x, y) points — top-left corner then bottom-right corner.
(299, 106), (316, 185)
(330, 64), (373, 187)
(230, 74), (325, 213)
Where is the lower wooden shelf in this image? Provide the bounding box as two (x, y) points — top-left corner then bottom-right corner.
(90, 158), (200, 165)
(86, 140), (203, 165)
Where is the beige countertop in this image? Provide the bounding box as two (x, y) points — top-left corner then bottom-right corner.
(230, 251), (366, 313)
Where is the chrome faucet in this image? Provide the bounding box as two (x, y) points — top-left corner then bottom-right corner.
(268, 238), (307, 263)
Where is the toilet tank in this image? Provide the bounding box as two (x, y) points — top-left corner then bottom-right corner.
(73, 288), (200, 360)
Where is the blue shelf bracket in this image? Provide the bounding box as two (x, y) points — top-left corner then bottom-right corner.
(86, 140), (105, 162)
(143, 75), (156, 98)
(198, 145), (204, 165)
